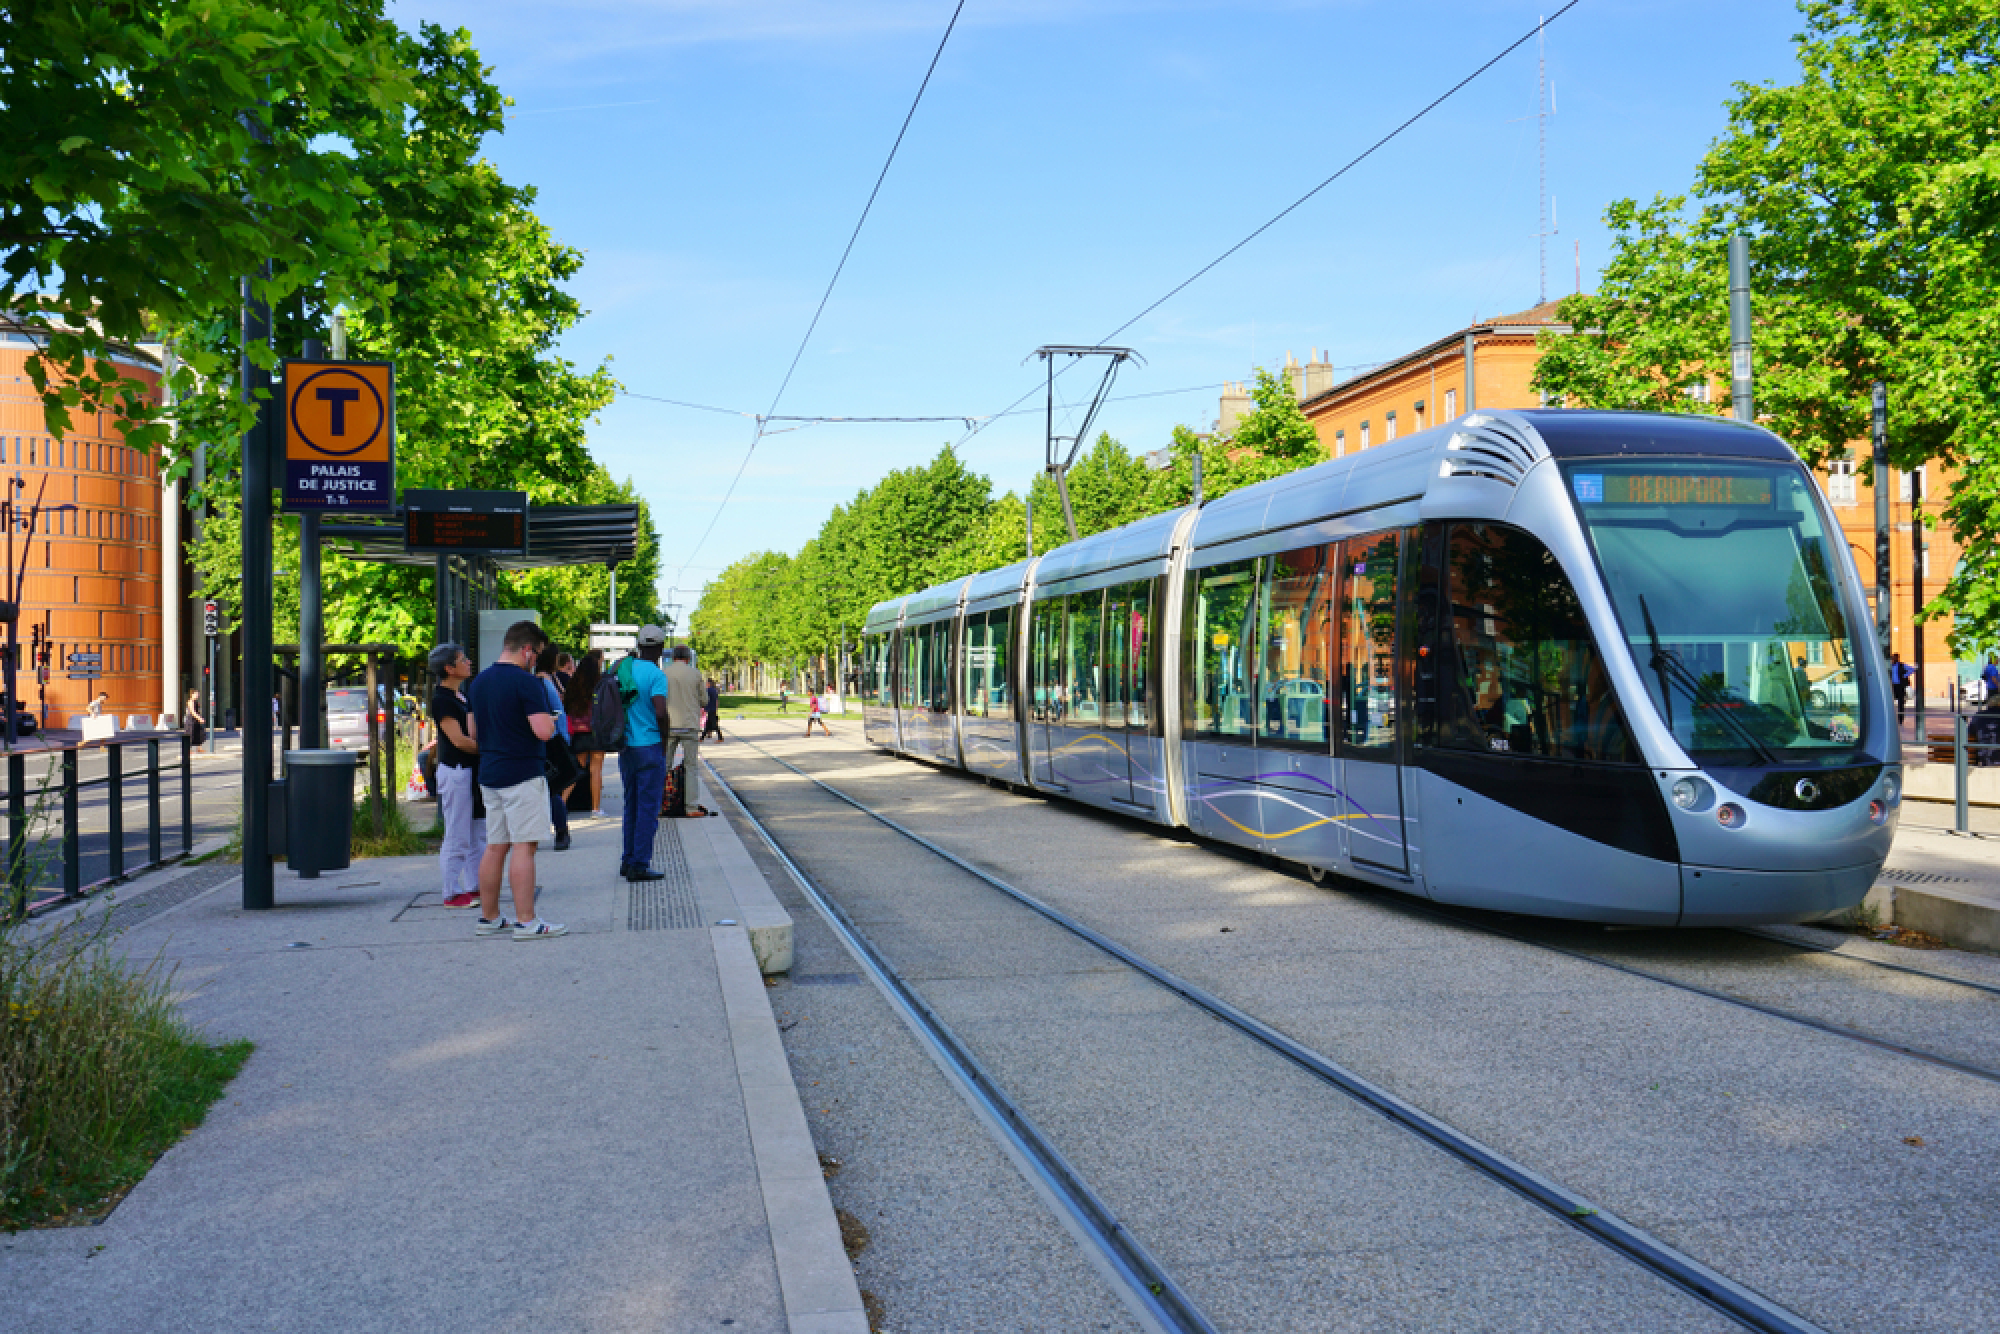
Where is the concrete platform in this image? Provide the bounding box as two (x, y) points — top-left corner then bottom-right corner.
(1867, 818), (2000, 953)
(0, 771), (857, 1334)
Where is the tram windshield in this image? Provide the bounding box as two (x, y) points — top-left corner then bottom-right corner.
(1563, 458), (1870, 764)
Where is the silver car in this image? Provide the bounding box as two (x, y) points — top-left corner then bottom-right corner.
(326, 687), (376, 756)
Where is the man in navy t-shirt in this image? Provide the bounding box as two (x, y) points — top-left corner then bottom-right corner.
(467, 620), (565, 940)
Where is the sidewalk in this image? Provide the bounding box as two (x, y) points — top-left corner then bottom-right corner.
(1870, 817), (2000, 953)
(0, 768), (865, 1334)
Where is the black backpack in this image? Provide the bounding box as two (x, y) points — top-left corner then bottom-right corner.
(590, 660), (636, 751)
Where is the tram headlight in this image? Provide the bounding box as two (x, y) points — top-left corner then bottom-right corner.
(1717, 803), (1746, 829)
(1883, 770), (1902, 806)
(1869, 800), (1888, 825)
(1671, 778), (1702, 810)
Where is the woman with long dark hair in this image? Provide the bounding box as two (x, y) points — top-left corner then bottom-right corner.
(535, 643), (575, 851)
(564, 649), (608, 816)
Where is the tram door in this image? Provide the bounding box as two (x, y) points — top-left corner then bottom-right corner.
(1336, 531), (1408, 872)
(1101, 580), (1155, 807)
(1029, 596), (1065, 787)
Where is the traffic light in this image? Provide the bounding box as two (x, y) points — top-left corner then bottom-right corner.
(203, 600), (220, 638)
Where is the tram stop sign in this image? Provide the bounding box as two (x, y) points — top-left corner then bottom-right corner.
(281, 360), (396, 513)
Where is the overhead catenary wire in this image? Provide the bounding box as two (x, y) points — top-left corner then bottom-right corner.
(673, 0), (968, 591)
(956, 0), (1583, 452)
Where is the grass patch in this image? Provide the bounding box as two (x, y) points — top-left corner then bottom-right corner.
(1, 915), (252, 1230)
(349, 798), (441, 860)
(718, 693), (853, 724)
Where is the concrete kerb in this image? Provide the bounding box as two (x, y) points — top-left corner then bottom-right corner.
(699, 758), (794, 974)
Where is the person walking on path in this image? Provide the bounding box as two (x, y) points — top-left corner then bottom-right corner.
(701, 677), (724, 743)
(468, 620), (565, 940)
(778, 683), (788, 713)
(183, 688), (206, 749)
(1891, 653), (1914, 726)
(535, 644), (575, 852)
(805, 687), (831, 737)
(565, 649), (608, 816)
(617, 628), (671, 880)
(428, 642), (486, 908)
(1983, 657), (2000, 705)
(664, 644), (714, 816)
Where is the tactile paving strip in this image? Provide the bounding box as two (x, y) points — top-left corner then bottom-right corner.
(628, 818), (702, 930)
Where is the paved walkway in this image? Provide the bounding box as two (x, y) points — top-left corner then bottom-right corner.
(0, 773), (864, 1334)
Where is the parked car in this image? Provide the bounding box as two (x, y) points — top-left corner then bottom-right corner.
(326, 686), (377, 755)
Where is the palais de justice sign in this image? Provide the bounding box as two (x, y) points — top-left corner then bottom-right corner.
(281, 360), (396, 513)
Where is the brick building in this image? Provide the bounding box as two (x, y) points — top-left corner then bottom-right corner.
(0, 330), (170, 723)
(1225, 299), (1972, 700)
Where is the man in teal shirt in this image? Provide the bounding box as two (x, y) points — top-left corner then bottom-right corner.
(617, 627), (670, 880)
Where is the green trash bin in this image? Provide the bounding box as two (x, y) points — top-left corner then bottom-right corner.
(286, 749), (355, 878)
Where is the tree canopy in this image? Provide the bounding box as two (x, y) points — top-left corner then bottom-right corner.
(1532, 0), (2000, 648)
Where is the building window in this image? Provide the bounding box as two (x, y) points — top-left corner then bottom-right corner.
(1827, 459), (1857, 506)
(1445, 389), (1457, 419)
(1901, 466), (1928, 503)
(1414, 400), (1426, 432)
(1360, 421), (1371, 449)
(1334, 429), (1346, 457)
(1685, 381), (1711, 404)
(1386, 411), (1398, 442)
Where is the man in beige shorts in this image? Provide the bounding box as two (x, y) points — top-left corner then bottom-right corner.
(467, 620), (566, 939)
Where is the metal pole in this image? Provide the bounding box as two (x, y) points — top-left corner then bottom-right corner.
(60, 748), (77, 899)
(107, 743), (123, 880)
(1873, 383), (1891, 654)
(364, 652), (383, 837)
(1463, 331), (1477, 412)
(1728, 236), (1754, 423)
(434, 554), (448, 646)
(146, 737), (162, 864)
(609, 569), (617, 625)
(1025, 496), (1034, 559)
(298, 336), (329, 749)
(1954, 713), (1969, 835)
(6, 751), (23, 918)
(240, 264), (275, 911)
(1913, 463), (1926, 740)
(1191, 451), (1204, 507)
(179, 731), (192, 852)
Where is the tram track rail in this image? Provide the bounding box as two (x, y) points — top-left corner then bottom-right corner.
(711, 739), (1832, 1334)
(1735, 926), (2000, 999)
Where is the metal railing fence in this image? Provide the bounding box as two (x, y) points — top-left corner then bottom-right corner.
(4, 734), (195, 919)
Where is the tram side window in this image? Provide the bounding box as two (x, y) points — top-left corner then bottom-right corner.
(1337, 533), (1400, 756)
(963, 615), (987, 718)
(1438, 523), (1636, 763)
(989, 608), (1013, 714)
(1104, 587), (1131, 730)
(1261, 544), (1334, 747)
(899, 629), (920, 710)
(1067, 592), (1102, 725)
(1188, 560), (1260, 739)
(1031, 597), (1064, 722)
(1128, 581), (1153, 733)
(925, 622), (950, 713)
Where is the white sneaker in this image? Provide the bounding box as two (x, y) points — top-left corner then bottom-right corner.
(474, 916), (517, 937)
(513, 918), (567, 940)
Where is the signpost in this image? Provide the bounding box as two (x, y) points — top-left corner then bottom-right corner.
(404, 490), (529, 556)
(64, 651), (101, 683)
(281, 360), (396, 514)
(588, 623), (639, 663)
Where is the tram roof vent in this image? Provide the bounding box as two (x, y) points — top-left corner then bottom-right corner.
(1439, 414), (1549, 488)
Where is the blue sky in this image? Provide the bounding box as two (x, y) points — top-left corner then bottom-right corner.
(384, 0), (1811, 622)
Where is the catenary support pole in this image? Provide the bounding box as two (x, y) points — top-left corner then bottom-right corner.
(240, 265), (276, 911)
(1873, 383), (1891, 655)
(1913, 463), (1926, 739)
(1729, 236), (1754, 423)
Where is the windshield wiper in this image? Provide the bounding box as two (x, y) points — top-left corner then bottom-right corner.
(1637, 595), (1781, 766)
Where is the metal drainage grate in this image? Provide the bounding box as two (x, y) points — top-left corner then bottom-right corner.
(1881, 869), (1972, 886)
(629, 819), (702, 930)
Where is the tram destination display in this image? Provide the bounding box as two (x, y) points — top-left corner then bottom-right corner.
(403, 489), (529, 555)
(1571, 471), (1774, 507)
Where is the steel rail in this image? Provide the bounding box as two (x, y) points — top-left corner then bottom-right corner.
(1735, 926), (2000, 999)
(703, 762), (1219, 1334)
(719, 740), (1831, 1334)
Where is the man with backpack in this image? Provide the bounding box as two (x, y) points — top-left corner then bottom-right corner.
(593, 627), (669, 881)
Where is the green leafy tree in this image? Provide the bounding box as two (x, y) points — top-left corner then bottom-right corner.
(1532, 0), (2000, 649)
(3, 0), (419, 451)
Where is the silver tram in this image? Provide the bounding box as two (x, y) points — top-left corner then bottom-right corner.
(859, 410), (1899, 924)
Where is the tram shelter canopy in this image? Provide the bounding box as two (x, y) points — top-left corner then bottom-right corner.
(318, 504), (641, 571)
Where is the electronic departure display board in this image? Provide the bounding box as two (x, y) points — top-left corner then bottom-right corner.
(404, 489), (529, 555)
